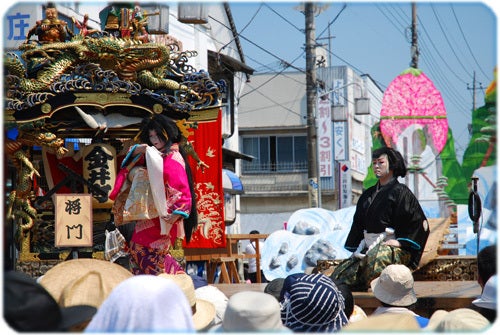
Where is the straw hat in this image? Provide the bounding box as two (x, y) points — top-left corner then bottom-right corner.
(195, 285), (229, 327)
(370, 264), (417, 306)
(5, 271), (97, 331)
(39, 258), (133, 308)
(159, 273), (216, 330)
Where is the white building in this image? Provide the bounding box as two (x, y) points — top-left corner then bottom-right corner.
(237, 66), (384, 233)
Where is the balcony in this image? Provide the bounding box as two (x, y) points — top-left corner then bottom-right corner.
(241, 161), (335, 194)
(241, 172), (307, 193)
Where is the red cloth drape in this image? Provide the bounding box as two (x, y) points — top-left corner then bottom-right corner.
(183, 111), (226, 248)
(42, 150), (83, 193)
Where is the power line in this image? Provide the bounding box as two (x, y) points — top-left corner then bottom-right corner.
(240, 54), (304, 99)
(218, 3), (263, 53)
(430, 4), (471, 76)
(450, 4), (491, 81)
(416, 15), (468, 84)
(316, 3), (347, 39)
(240, 82), (305, 119)
(209, 14), (307, 76)
(263, 3), (304, 33)
(375, 4), (406, 40)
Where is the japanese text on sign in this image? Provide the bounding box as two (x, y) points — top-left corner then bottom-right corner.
(84, 145), (113, 203)
(317, 97), (333, 177)
(55, 194), (92, 247)
(4, 5), (39, 49)
(334, 121), (347, 161)
(339, 162), (352, 208)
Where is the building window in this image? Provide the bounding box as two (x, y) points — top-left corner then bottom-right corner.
(242, 135), (307, 173)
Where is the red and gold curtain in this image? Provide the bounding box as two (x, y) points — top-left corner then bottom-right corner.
(184, 111), (226, 248)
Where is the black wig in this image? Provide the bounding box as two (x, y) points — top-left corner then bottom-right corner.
(371, 147), (407, 178)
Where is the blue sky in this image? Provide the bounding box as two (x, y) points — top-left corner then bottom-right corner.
(229, 1), (497, 162)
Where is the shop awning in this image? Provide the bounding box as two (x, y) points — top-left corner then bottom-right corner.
(208, 50), (254, 75)
(223, 169), (244, 194)
(222, 148), (254, 162)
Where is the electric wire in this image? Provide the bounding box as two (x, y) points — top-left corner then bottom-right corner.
(218, 3), (263, 53)
(430, 4), (472, 77)
(263, 3), (304, 33)
(240, 53), (305, 99)
(416, 15), (468, 84)
(450, 4), (491, 80)
(316, 3), (347, 40)
(229, 2), (488, 155)
(375, 4), (406, 40)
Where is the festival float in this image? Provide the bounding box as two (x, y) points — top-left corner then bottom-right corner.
(257, 67), (496, 316)
(4, 5), (496, 316)
(4, 3), (229, 274)
(261, 66), (497, 279)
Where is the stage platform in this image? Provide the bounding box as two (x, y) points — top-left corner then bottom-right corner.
(214, 280), (481, 318)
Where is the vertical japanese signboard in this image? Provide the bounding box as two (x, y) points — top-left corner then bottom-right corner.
(82, 143), (117, 208)
(338, 161), (352, 209)
(334, 121), (347, 161)
(55, 194), (93, 247)
(317, 97), (333, 177)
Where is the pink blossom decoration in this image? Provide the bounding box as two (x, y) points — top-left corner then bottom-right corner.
(380, 68), (448, 153)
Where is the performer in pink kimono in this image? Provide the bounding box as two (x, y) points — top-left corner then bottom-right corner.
(111, 114), (197, 275)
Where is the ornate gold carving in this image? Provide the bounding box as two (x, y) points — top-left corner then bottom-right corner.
(74, 93), (132, 105)
(187, 107), (220, 122)
(153, 103), (163, 114)
(41, 103), (52, 114)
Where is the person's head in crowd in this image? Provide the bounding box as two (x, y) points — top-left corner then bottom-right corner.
(370, 264), (430, 328)
(249, 230), (260, 235)
(214, 291), (290, 332)
(471, 274), (497, 322)
(39, 258), (132, 309)
(279, 272), (306, 302)
(370, 264), (417, 307)
(190, 273), (208, 289)
(334, 282), (354, 319)
(4, 270), (97, 332)
(331, 281), (368, 323)
(195, 285), (229, 328)
(477, 244), (497, 288)
(348, 305), (368, 323)
(341, 313), (420, 332)
(425, 308), (491, 332)
(264, 277), (285, 301)
(158, 272), (216, 330)
(280, 273), (348, 332)
(84, 275), (195, 332)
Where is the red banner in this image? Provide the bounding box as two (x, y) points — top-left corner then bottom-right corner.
(184, 111), (226, 248)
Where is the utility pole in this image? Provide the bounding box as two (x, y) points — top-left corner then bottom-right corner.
(410, 2), (419, 193)
(467, 71), (483, 112)
(305, 3), (319, 208)
(410, 2), (419, 68)
(467, 71), (483, 135)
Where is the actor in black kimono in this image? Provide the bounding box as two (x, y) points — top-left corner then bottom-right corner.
(331, 147), (429, 291)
